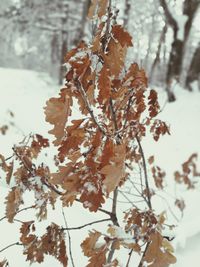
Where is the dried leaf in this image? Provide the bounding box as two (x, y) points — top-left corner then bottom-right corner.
(144, 231), (176, 267)
(151, 166), (165, 189)
(103, 38), (127, 77)
(150, 120), (170, 141)
(97, 0), (108, 18)
(0, 154), (14, 185)
(88, 0), (98, 18)
(65, 41), (86, 62)
(112, 25), (133, 47)
(148, 155), (155, 165)
(20, 223), (68, 267)
(80, 185), (105, 212)
(98, 66), (111, 104)
(81, 231), (101, 257)
(44, 88), (72, 146)
(175, 199), (185, 212)
(148, 89), (160, 118)
(5, 187), (23, 223)
(87, 248), (107, 267)
(100, 143), (126, 194)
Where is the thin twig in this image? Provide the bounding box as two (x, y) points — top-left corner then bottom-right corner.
(138, 242), (150, 267)
(13, 146), (64, 196)
(62, 209), (75, 267)
(74, 78), (107, 135)
(62, 218), (111, 231)
(118, 190), (138, 209)
(0, 242), (23, 253)
(126, 249), (133, 267)
(0, 205), (35, 222)
(135, 136), (152, 210)
(156, 193), (179, 222)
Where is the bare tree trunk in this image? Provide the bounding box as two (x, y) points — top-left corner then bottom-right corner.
(160, 0), (199, 101)
(123, 0), (131, 29)
(185, 44), (200, 91)
(150, 24), (167, 83)
(59, 1), (69, 85)
(74, 0), (90, 45)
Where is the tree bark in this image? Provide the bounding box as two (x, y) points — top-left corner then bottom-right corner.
(185, 44), (200, 91)
(160, 0), (200, 101)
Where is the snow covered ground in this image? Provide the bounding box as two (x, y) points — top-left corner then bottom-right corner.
(0, 67), (200, 266)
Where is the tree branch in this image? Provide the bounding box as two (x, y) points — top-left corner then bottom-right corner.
(0, 205), (35, 222)
(138, 242), (150, 267)
(135, 136), (152, 210)
(62, 209), (75, 267)
(126, 249), (133, 267)
(0, 242), (23, 253)
(62, 218), (111, 231)
(159, 0), (178, 38)
(74, 78), (107, 135)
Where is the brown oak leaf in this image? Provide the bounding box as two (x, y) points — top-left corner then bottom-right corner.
(144, 231), (176, 267)
(44, 88), (72, 146)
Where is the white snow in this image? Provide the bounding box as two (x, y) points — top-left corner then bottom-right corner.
(0, 68), (200, 266)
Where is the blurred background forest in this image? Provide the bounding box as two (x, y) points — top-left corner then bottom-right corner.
(0, 0), (199, 101)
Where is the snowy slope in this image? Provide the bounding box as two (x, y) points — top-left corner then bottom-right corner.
(0, 68), (200, 266)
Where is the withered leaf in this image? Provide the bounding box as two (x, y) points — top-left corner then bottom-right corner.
(98, 66), (111, 104)
(86, 248), (108, 267)
(97, 0), (108, 18)
(148, 89), (160, 118)
(44, 88), (72, 146)
(103, 38), (127, 77)
(81, 231), (101, 257)
(5, 187), (23, 223)
(100, 143), (126, 194)
(112, 25), (133, 47)
(88, 0), (98, 18)
(148, 155), (155, 165)
(144, 231), (176, 267)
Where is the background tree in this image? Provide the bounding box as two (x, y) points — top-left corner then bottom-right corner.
(0, 0), (90, 83)
(159, 0), (200, 101)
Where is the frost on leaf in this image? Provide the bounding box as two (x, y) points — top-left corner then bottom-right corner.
(123, 63), (148, 88)
(20, 222), (68, 267)
(81, 231), (101, 257)
(103, 38), (127, 77)
(144, 231), (176, 267)
(44, 88), (72, 146)
(80, 184), (105, 212)
(31, 134), (49, 158)
(81, 231), (108, 267)
(58, 119), (85, 162)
